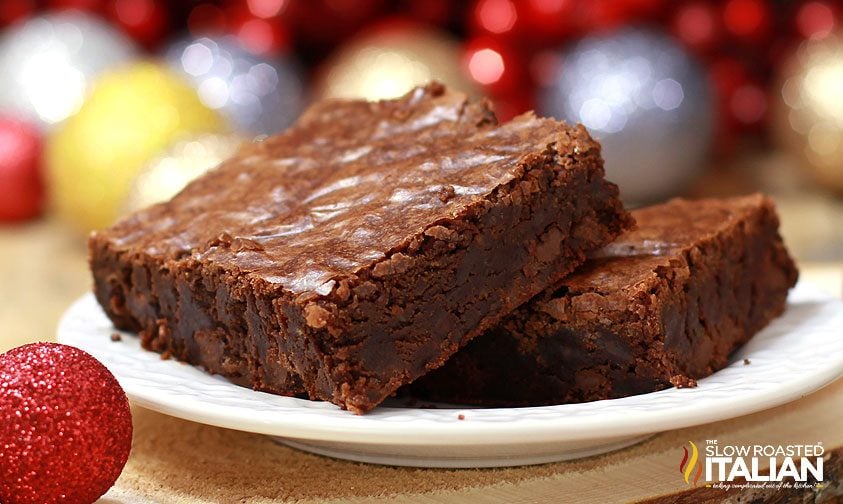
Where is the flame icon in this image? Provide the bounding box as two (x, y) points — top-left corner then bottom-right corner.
(679, 441), (703, 486)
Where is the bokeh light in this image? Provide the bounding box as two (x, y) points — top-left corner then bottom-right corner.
(539, 27), (714, 202)
(165, 36), (304, 135)
(0, 12), (137, 128)
(775, 33), (843, 191)
(316, 22), (478, 101)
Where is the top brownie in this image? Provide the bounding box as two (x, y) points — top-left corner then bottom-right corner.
(90, 83), (632, 413)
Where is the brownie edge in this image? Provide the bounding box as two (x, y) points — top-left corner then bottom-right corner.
(412, 194), (799, 406)
(90, 83), (633, 413)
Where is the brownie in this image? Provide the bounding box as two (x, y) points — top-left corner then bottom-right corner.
(89, 83), (632, 413)
(412, 194), (798, 406)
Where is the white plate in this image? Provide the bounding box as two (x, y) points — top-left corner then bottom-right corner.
(57, 282), (843, 468)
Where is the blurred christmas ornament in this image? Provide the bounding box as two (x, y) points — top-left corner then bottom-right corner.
(0, 116), (43, 222)
(165, 36), (304, 135)
(539, 28), (714, 203)
(316, 20), (479, 101)
(107, 0), (169, 50)
(125, 133), (244, 213)
(0, 343), (132, 504)
(0, 0), (35, 28)
(774, 34), (843, 192)
(285, 0), (386, 53)
(47, 62), (225, 231)
(0, 11), (137, 129)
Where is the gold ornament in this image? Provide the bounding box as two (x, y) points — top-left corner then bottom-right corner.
(124, 133), (245, 214)
(774, 34), (843, 192)
(315, 23), (479, 101)
(47, 62), (226, 231)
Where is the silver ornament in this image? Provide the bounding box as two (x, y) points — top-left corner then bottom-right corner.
(0, 12), (137, 129)
(164, 36), (305, 135)
(538, 28), (714, 203)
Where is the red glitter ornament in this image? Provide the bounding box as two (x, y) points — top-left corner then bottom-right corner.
(0, 343), (133, 504)
(0, 116), (44, 222)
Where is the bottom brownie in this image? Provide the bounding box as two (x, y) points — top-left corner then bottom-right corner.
(411, 194), (799, 406)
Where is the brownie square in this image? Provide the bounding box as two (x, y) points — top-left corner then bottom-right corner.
(90, 83), (632, 413)
(413, 194), (799, 406)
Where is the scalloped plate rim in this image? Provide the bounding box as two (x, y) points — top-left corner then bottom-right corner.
(57, 282), (843, 446)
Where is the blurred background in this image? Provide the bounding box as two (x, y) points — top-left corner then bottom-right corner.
(1, 0), (842, 351)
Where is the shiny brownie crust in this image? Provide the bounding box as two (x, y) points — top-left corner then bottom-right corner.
(412, 194), (799, 406)
(89, 83), (632, 413)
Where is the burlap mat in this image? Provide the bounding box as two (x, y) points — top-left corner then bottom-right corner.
(100, 377), (842, 503)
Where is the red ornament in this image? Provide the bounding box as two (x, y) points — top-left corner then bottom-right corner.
(0, 116), (44, 222)
(107, 0), (169, 50)
(0, 343), (132, 504)
(463, 36), (527, 96)
(0, 0), (36, 28)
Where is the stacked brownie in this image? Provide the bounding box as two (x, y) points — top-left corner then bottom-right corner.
(412, 195), (798, 406)
(90, 84), (798, 413)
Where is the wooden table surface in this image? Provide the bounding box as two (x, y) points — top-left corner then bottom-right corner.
(1, 218), (841, 503)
